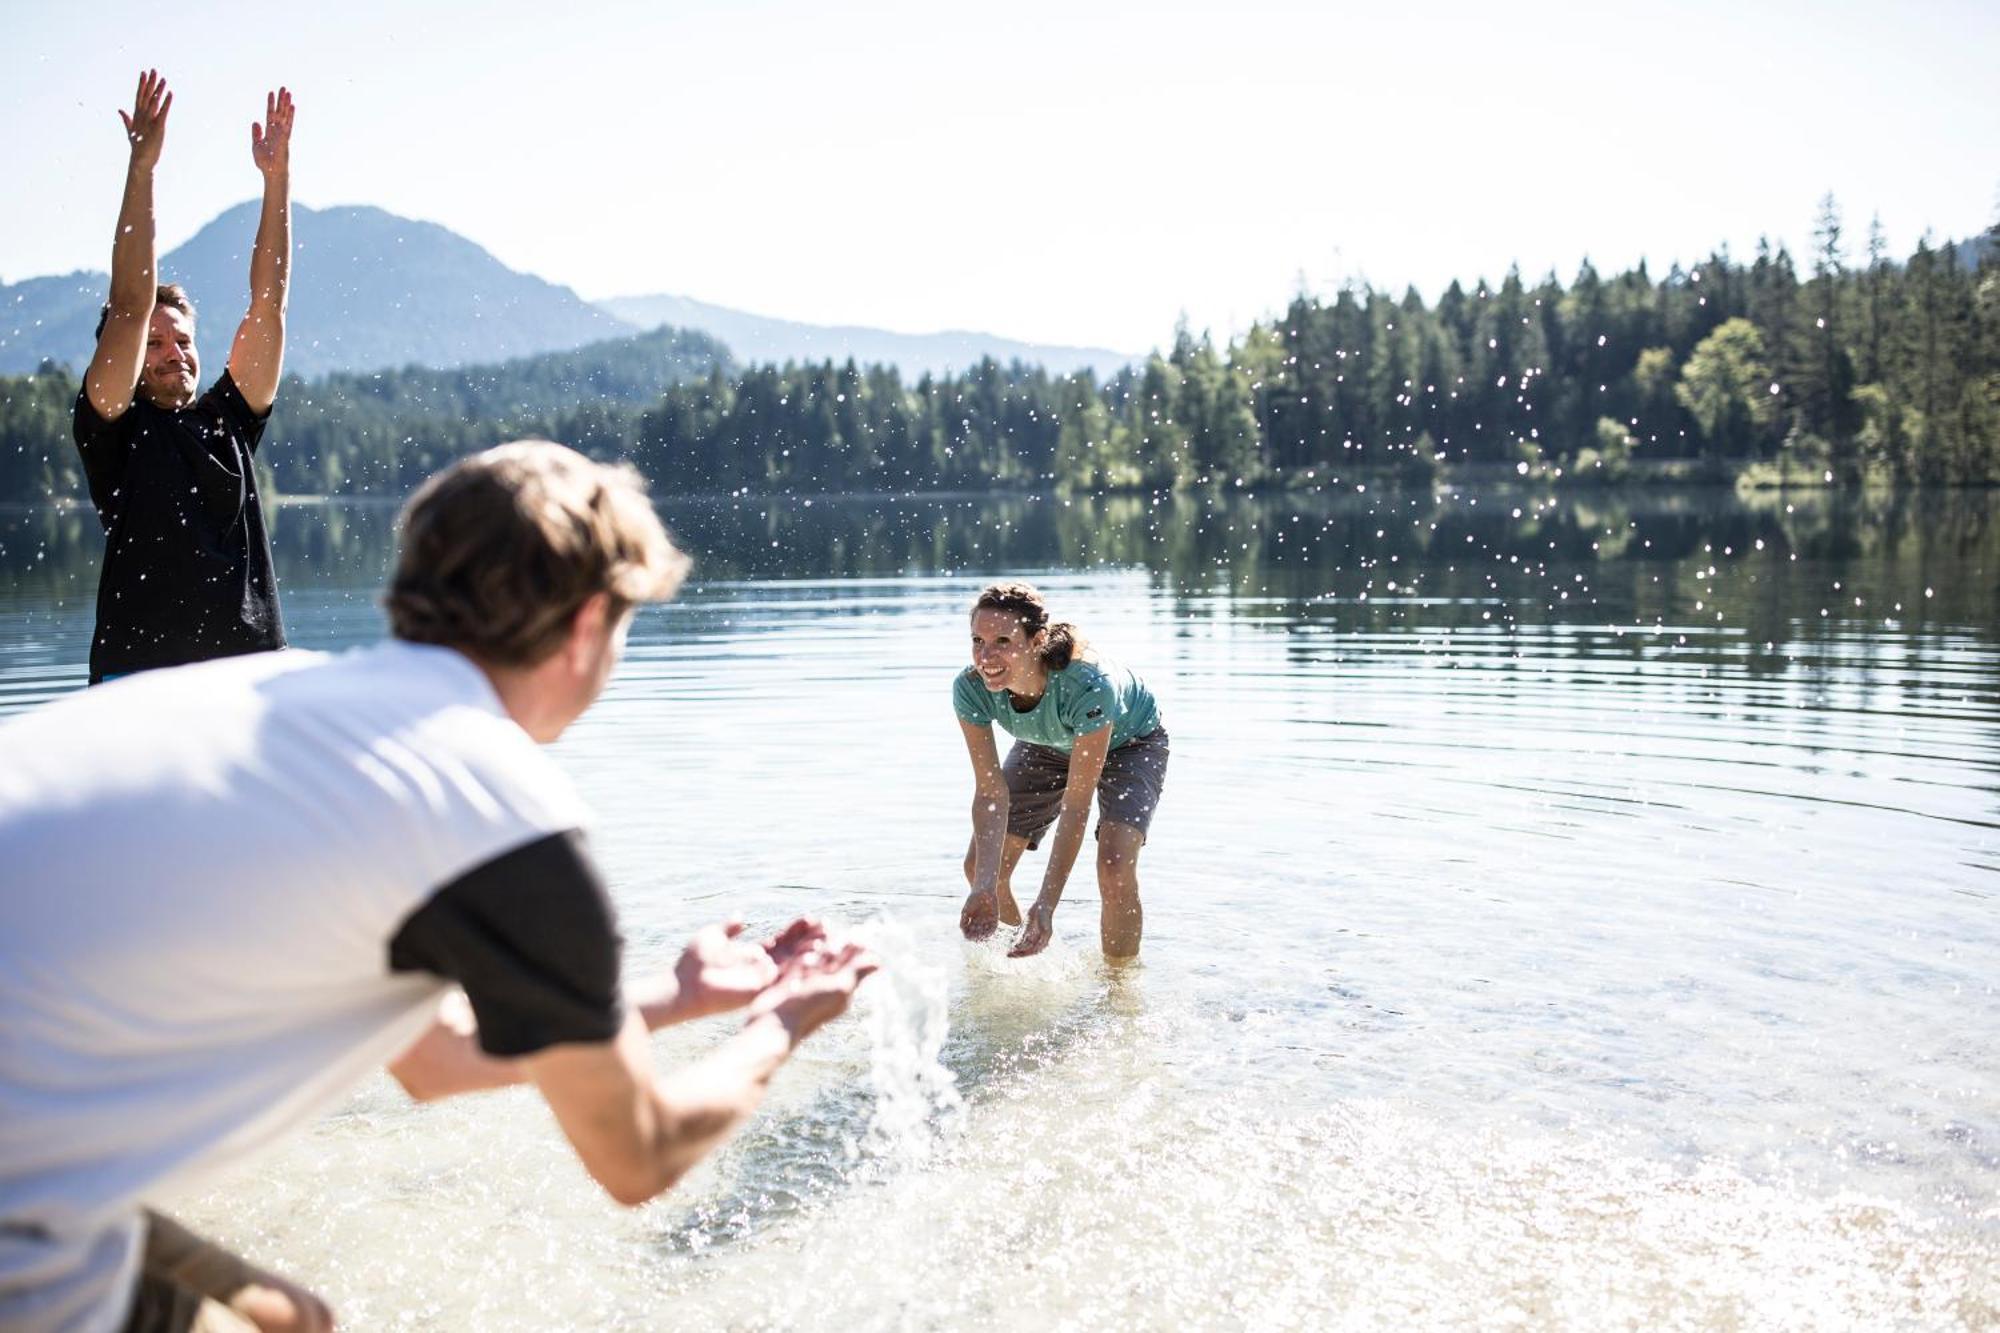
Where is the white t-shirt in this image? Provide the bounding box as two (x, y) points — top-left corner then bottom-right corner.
(0, 643), (625, 1333)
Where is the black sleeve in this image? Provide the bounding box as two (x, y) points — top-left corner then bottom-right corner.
(71, 390), (130, 529)
(387, 830), (626, 1057)
(202, 370), (271, 453)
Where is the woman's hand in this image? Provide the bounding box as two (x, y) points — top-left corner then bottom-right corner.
(1008, 902), (1054, 957)
(960, 888), (999, 941)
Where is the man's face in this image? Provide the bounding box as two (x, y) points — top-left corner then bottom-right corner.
(583, 608), (632, 709)
(540, 600), (631, 744)
(137, 304), (198, 409)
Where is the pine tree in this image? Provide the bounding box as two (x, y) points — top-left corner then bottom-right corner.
(1797, 193), (1859, 473)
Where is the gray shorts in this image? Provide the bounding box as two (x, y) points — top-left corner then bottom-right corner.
(1004, 727), (1170, 847)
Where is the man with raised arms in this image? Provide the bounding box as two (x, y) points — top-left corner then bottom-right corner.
(0, 441), (876, 1332)
(74, 71), (294, 684)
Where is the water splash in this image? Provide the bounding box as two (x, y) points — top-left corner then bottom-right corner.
(852, 916), (962, 1165)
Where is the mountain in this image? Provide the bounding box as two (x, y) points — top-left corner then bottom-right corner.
(596, 292), (1138, 381)
(2, 206), (1140, 382)
(0, 203), (639, 377)
(303, 322), (732, 421)
(0, 272), (108, 376)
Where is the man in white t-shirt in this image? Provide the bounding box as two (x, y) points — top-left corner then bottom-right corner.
(0, 441), (875, 1333)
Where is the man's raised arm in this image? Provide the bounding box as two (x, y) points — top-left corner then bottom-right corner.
(83, 70), (171, 423)
(228, 87), (294, 414)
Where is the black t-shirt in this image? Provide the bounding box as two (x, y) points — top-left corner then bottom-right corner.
(71, 371), (286, 683)
(388, 829), (628, 1056)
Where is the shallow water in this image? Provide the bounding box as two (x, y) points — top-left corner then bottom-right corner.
(2, 487), (1997, 1328)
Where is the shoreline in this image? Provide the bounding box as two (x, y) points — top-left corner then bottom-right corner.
(5, 465), (1995, 516)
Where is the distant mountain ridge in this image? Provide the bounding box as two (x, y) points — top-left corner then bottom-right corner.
(596, 292), (1137, 381)
(305, 323), (732, 421)
(0, 271), (106, 376)
(14, 201), (1969, 385)
(0, 203), (633, 378)
(0, 202), (1142, 383)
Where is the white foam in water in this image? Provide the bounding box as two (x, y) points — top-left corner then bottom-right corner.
(852, 916), (963, 1164)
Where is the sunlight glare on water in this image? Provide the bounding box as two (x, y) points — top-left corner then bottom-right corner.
(1, 488), (1995, 1327)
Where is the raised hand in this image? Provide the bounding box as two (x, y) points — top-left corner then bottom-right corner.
(250, 87), (294, 178)
(119, 69), (172, 167)
(745, 940), (878, 1046)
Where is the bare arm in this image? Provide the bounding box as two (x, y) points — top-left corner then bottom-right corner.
(84, 70), (171, 422)
(387, 919), (834, 1103)
(526, 1011), (788, 1205)
(386, 991), (523, 1102)
(228, 87), (293, 414)
(1009, 725), (1111, 957)
(526, 943), (874, 1207)
(958, 720), (1011, 940)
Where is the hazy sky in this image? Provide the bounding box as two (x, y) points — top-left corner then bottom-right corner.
(3, 0), (1994, 355)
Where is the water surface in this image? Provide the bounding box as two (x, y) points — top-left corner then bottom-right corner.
(3, 486), (1996, 1328)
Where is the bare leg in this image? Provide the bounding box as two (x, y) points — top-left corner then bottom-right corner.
(229, 1281), (332, 1333)
(963, 834), (1032, 926)
(1096, 822), (1146, 959)
(141, 1211), (333, 1333)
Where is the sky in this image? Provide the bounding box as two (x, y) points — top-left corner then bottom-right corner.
(2, 0), (1995, 356)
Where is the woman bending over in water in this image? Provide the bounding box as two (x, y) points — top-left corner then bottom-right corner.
(954, 581), (1169, 958)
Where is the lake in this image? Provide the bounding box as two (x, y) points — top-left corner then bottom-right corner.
(2, 485), (1996, 1328)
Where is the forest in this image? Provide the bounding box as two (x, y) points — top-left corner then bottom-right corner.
(4, 201), (1994, 505)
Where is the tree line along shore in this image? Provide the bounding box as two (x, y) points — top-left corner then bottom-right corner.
(4, 204), (1995, 505)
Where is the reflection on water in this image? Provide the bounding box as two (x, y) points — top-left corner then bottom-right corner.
(6, 483), (1994, 635)
(3, 486), (1997, 1327)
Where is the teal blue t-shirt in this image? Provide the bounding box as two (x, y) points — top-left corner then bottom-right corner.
(952, 656), (1161, 753)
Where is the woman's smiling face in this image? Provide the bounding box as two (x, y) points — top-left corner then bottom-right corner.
(970, 607), (1046, 695)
